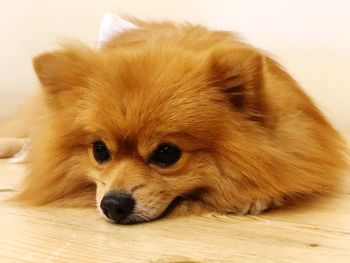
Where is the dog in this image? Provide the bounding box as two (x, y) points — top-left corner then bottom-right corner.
(0, 18), (347, 224)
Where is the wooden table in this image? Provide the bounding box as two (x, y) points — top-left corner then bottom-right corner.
(0, 156), (349, 262)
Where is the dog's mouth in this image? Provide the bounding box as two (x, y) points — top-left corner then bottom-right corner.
(159, 195), (187, 218)
(111, 188), (206, 225)
(112, 195), (187, 225)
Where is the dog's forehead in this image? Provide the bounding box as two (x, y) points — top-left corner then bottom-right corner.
(105, 46), (204, 85)
(97, 49), (207, 113)
(83, 49), (226, 141)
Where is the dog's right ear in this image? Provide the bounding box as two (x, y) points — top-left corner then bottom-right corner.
(208, 46), (268, 124)
(33, 47), (93, 94)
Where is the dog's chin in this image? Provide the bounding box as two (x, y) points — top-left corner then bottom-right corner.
(99, 196), (187, 225)
(100, 210), (160, 225)
(108, 214), (153, 225)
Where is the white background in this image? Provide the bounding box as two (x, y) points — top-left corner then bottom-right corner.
(0, 0), (349, 130)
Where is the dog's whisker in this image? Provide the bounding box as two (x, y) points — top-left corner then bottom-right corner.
(130, 213), (151, 223)
(87, 175), (105, 185)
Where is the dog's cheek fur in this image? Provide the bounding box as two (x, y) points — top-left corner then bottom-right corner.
(12, 111), (96, 207)
(197, 52), (348, 213)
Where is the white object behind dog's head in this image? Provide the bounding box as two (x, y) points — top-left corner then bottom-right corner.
(97, 13), (137, 49)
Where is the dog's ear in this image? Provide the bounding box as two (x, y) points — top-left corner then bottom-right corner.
(33, 46), (93, 94)
(209, 46), (268, 123)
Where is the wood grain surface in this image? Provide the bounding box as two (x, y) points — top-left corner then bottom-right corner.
(0, 142), (349, 262)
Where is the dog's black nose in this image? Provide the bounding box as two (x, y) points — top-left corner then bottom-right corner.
(100, 192), (135, 223)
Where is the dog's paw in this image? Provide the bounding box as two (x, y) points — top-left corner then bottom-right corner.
(239, 197), (283, 215)
(9, 139), (30, 163)
(0, 137), (29, 159)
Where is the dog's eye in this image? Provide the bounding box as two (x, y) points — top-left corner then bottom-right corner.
(150, 143), (181, 167)
(92, 141), (111, 163)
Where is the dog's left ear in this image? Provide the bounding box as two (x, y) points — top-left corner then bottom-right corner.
(33, 46), (94, 95)
(208, 46), (268, 123)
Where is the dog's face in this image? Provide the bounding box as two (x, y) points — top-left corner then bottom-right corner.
(32, 37), (268, 224)
(82, 47), (228, 224)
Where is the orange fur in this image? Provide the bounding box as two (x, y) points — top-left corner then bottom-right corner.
(6, 20), (348, 223)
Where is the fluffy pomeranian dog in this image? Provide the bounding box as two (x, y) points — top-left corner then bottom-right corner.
(1, 19), (347, 224)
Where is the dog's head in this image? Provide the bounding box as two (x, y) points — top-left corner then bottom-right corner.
(32, 26), (275, 224)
